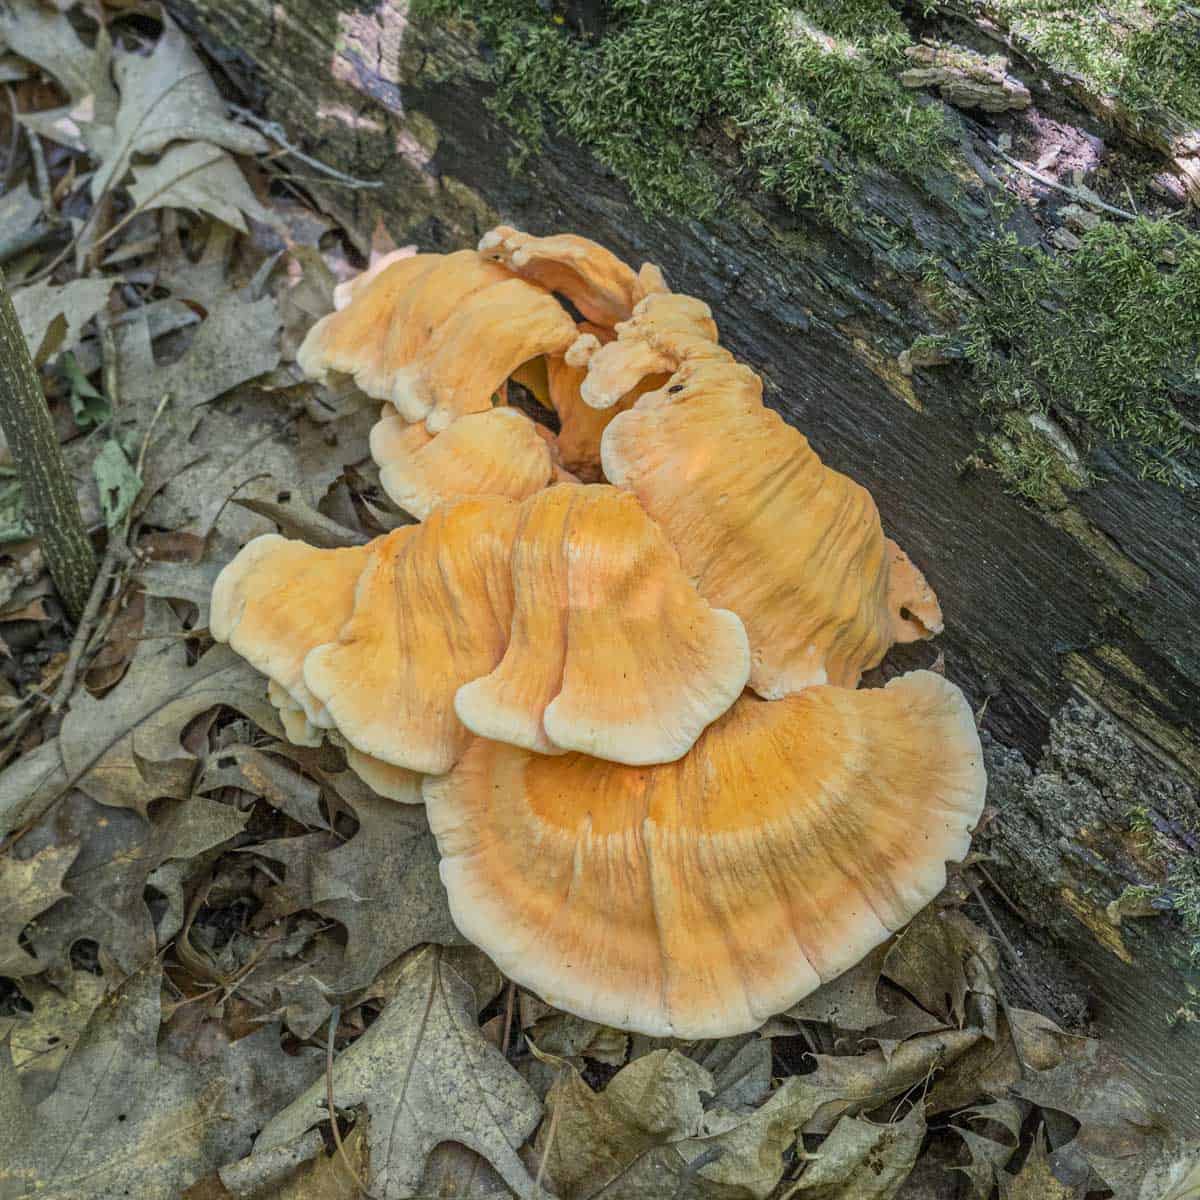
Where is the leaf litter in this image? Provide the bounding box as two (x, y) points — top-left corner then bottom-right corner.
(0, 1), (1193, 1197)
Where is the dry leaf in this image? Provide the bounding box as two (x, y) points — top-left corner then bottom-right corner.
(21, 788), (248, 975)
(998, 1130), (1086, 1199)
(11, 277), (112, 366)
(129, 142), (274, 234)
(228, 945), (546, 1200)
(0, 962), (322, 1199)
(253, 758), (461, 993)
(86, 14), (267, 200)
(789, 1104), (925, 1198)
(785, 941), (891, 1031)
(950, 1099), (1025, 1198)
(0, 839), (79, 976)
(1, 969), (107, 1103)
(59, 601), (278, 815)
(535, 1047), (827, 1200)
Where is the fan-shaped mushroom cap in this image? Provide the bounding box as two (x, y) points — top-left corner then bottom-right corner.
(267, 679), (324, 747)
(297, 250), (577, 431)
(571, 292), (722, 410)
(302, 500), (521, 775)
(332, 246), (418, 311)
(454, 485), (750, 765)
(479, 225), (667, 327)
(210, 534), (371, 725)
(398, 278), (579, 432)
(327, 733), (425, 804)
(602, 361), (940, 695)
(542, 325), (670, 482)
(426, 669), (985, 1038)
(370, 405), (554, 519)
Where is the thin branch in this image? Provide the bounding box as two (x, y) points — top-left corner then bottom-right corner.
(983, 140), (1139, 221)
(228, 104), (383, 189)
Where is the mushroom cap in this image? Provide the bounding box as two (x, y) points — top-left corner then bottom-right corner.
(370, 405), (554, 519)
(329, 733), (424, 804)
(478, 225), (667, 328)
(396, 277), (579, 433)
(210, 534), (371, 725)
(574, 292), (722, 410)
(425, 669), (986, 1038)
(454, 484), (750, 765)
(302, 500), (521, 776)
(602, 358), (940, 694)
(297, 250), (577, 432)
(332, 246), (418, 311)
(267, 679), (324, 747)
(544, 324), (670, 482)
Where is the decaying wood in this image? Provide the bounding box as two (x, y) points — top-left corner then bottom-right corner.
(172, 0), (1200, 1127)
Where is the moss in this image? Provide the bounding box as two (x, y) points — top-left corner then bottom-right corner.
(985, 412), (1091, 504)
(1125, 807), (1200, 963)
(416, 0), (952, 225)
(936, 218), (1200, 490)
(960, 0), (1200, 130)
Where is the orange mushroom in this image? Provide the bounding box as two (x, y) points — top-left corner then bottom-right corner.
(479, 225), (667, 327)
(601, 355), (942, 695)
(455, 485), (750, 765)
(370, 404), (554, 519)
(570, 291), (722, 410)
(302, 499), (520, 775)
(426, 669), (985, 1037)
(210, 534), (372, 726)
(297, 250), (577, 432)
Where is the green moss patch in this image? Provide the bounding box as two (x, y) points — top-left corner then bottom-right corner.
(975, 0), (1200, 131)
(418, 0), (951, 224)
(948, 218), (1199, 488)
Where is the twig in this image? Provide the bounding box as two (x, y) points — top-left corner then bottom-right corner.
(24, 127), (51, 213)
(3, 86), (21, 193)
(228, 104), (383, 189)
(983, 140), (1139, 220)
(501, 979), (517, 1058)
(968, 872), (1062, 1022)
(325, 1005), (380, 1199)
(535, 1067), (566, 1199)
(48, 540), (124, 714)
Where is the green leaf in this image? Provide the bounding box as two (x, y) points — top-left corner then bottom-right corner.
(61, 352), (109, 428)
(91, 437), (142, 531)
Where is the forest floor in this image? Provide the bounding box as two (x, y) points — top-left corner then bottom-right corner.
(0, 3), (1197, 1199)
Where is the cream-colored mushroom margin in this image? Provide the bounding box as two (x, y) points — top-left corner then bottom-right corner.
(210, 534), (371, 727)
(302, 500), (521, 776)
(455, 485), (750, 765)
(569, 291), (722, 410)
(297, 250), (578, 432)
(370, 405), (554, 520)
(479, 225), (667, 327)
(602, 355), (943, 695)
(426, 670), (985, 1038)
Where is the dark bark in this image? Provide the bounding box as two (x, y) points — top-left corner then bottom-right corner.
(0, 269), (96, 621)
(172, 0), (1200, 1129)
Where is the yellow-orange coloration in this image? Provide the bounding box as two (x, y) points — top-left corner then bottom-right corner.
(329, 734), (425, 805)
(370, 405), (554, 519)
(479, 225), (666, 327)
(267, 679), (323, 747)
(572, 292), (722, 410)
(602, 358), (941, 695)
(297, 251), (577, 432)
(541, 325), (670, 482)
(332, 246), (417, 311)
(455, 486), (750, 764)
(426, 670), (985, 1037)
(210, 535), (371, 724)
(302, 500), (520, 775)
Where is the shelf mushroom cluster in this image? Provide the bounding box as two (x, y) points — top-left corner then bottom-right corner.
(211, 227), (987, 1038)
